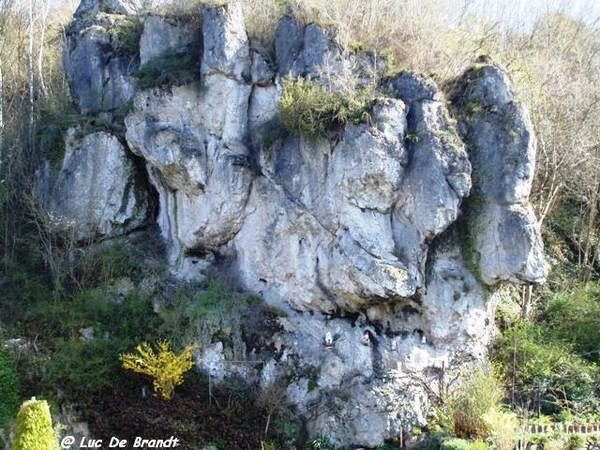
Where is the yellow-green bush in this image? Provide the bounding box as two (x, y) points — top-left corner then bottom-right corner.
(482, 409), (520, 450)
(120, 341), (194, 400)
(437, 367), (504, 440)
(12, 398), (57, 450)
(441, 438), (490, 450)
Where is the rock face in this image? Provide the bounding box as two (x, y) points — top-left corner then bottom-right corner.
(55, 1), (547, 447)
(139, 15), (199, 66)
(64, 13), (140, 115)
(448, 63), (547, 285)
(47, 129), (150, 241)
(74, 0), (143, 17)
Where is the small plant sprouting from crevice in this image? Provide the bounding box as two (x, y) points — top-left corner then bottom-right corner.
(134, 47), (201, 90)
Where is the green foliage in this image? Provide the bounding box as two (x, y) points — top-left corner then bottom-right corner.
(260, 442), (277, 450)
(568, 434), (584, 450)
(457, 196), (486, 283)
(482, 409), (519, 450)
(303, 436), (339, 450)
(43, 338), (127, 398)
(425, 432), (451, 450)
(12, 398), (57, 450)
(492, 322), (598, 415)
(134, 48), (200, 89)
(449, 368), (504, 439)
(441, 438), (474, 450)
(0, 351), (20, 429)
(24, 288), (161, 402)
(420, 434), (485, 450)
(278, 76), (371, 140)
(429, 436), (490, 450)
(158, 279), (261, 359)
(541, 284), (600, 363)
(274, 420), (301, 447)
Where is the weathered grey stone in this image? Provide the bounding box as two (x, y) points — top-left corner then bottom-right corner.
(61, 1), (550, 444)
(450, 62), (547, 285)
(274, 15), (304, 76)
(383, 74), (472, 284)
(64, 16), (138, 115)
(139, 15), (199, 66)
(419, 233), (493, 353)
(274, 16), (346, 79)
(248, 85), (279, 131)
(201, 2), (250, 79)
(387, 71), (442, 105)
(74, 0), (144, 18)
(250, 50), (275, 86)
(49, 129), (149, 241)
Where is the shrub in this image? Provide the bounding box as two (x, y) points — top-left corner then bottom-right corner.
(437, 438), (489, 450)
(441, 438), (471, 450)
(0, 351), (19, 429)
(545, 438), (568, 450)
(43, 338), (129, 399)
(278, 76), (371, 139)
(567, 435), (584, 450)
(120, 340), (195, 400)
(450, 368), (504, 439)
(12, 398), (57, 450)
(423, 432), (450, 450)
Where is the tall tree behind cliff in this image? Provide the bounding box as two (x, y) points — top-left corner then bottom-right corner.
(0, 0), (70, 272)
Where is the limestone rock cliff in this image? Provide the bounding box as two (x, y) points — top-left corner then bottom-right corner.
(40, 0), (548, 446)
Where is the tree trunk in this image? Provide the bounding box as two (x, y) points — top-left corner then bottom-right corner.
(582, 179), (600, 281)
(37, 0), (48, 97)
(27, 0), (35, 151)
(0, 59), (4, 161)
(520, 285), (533, 320)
